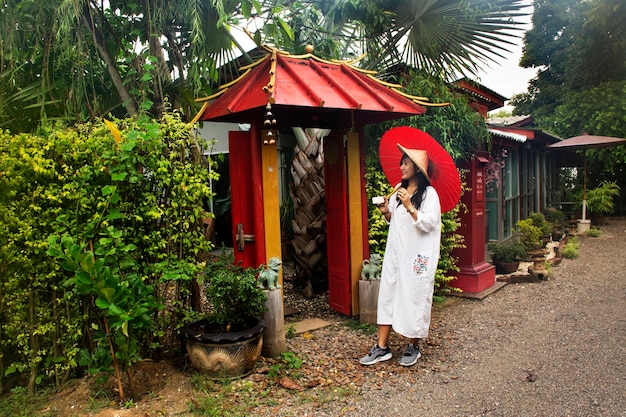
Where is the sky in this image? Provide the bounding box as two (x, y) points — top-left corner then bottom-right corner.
(475, 3), (537, 111)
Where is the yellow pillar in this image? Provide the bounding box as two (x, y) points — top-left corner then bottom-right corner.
(346, 132), (365, 314)
(261, 131), (283, 286)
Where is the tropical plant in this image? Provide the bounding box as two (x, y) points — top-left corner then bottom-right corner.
(268, 0), (528, 78)
(585, 181), (621, 215)
(2, 0), (529, 132)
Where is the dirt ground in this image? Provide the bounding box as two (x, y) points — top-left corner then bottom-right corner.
(37, 218), (626, 416)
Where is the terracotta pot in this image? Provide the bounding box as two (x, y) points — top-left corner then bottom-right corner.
(184, 318), (265, 378)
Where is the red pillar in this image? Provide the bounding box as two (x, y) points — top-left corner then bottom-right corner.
(451, 152), (495, 293)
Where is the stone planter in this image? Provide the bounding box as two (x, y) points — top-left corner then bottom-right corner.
(359, 279), (380, 326)
(183, 318), (265, 379)
(577, 219), (591, 234)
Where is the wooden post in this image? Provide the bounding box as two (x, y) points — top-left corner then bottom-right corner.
(261, 289), (287, 357)
(359, 280), (380, 326)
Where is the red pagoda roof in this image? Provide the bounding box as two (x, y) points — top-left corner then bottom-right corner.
(194, 50), (439, 129)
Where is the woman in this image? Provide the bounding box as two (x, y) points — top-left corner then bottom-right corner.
(360, 144), (441, 367)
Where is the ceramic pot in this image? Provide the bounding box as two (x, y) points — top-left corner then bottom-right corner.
(183, 318), (265, 378)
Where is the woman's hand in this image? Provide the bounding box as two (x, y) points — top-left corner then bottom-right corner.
(397, 188), (412, 209)
(377, 196), (390, 215)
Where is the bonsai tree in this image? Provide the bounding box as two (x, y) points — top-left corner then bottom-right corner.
(528, 211), (552, 237)
(202, 252), (267, 333)
(488, 241), (526, 263)
(516, 218), (543, 252)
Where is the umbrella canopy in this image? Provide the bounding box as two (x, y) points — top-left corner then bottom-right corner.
(379, 126), (461, 213)
(548, 134), (626, 150)
(548, 134), (626, 220)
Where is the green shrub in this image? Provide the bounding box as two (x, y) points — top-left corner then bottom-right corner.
(586, 181), (621, 215)
(516, 218), (543, 251)
(1, 112), (214, 395)
(528, 211), (552, 236)
(585, 227), (602, 237)
(202, 252), (266, 332)
(562, 236), (580, 259)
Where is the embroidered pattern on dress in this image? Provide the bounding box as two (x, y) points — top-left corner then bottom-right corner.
(412, 254), (430, 276)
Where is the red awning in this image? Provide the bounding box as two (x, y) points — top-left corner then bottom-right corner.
(196, 51), (428, 129)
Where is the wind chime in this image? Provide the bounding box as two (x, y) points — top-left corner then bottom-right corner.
(262, 51), (278, 145)
(263, 102), (276, 145)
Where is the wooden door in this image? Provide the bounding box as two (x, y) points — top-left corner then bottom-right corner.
(229, 131), (257, 267)
(324, 133), (351, 315)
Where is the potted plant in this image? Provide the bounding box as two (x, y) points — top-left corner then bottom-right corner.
(488, 240), (526, 274)
(183, 252), (267, 378)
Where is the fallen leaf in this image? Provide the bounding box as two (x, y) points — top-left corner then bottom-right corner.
(279, 376), (304, 391)
(303, 332), (315, 339)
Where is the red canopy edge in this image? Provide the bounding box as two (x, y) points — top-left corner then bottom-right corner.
(194, 51), (430, 128)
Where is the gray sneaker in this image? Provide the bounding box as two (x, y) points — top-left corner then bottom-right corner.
(359, 344), (392, 365)
(399, 343), (421, 367)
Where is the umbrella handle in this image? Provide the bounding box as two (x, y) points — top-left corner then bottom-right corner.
(386, 183), (402, 199)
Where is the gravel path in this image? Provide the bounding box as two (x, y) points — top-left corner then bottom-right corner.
(261, 218), (626, 417)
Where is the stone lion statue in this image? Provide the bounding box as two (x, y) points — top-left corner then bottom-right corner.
(258, 257), (282, 290)
(361, 254), (382, 280)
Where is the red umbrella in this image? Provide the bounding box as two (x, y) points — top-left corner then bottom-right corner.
(379, 126), (461, 213)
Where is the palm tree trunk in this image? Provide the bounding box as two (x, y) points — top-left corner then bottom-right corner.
(288, 128), (329, 298)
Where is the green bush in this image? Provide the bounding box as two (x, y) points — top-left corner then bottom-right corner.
(528, 212), (552, 236)
(586, 181), (621, 215)
(0, 112), (214, 395)
(586, 227), (602, 237)
(562, 236), (580, 259)
(516, 218), (543, 251)
(202, 252), (266, 332)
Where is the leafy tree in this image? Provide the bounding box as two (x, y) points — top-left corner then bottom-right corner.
(512, 0), (625, 120)
(2, 0), (528, 132)
(512, 0), (626, 212)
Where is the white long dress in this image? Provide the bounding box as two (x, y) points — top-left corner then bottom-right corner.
(377, 185), (441, 339)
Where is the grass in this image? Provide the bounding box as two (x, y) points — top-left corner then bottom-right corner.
(0, 386), (52, 417)
(344, 317), (377, 335)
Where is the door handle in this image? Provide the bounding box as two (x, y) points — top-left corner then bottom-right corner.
(235, 223), (255, 251)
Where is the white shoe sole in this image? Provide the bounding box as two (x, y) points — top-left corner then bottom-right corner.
(359, 352), (392, 365)
(399, 351), (421, 367)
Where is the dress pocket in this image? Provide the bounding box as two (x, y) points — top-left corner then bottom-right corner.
(412, 252), (432, 277)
